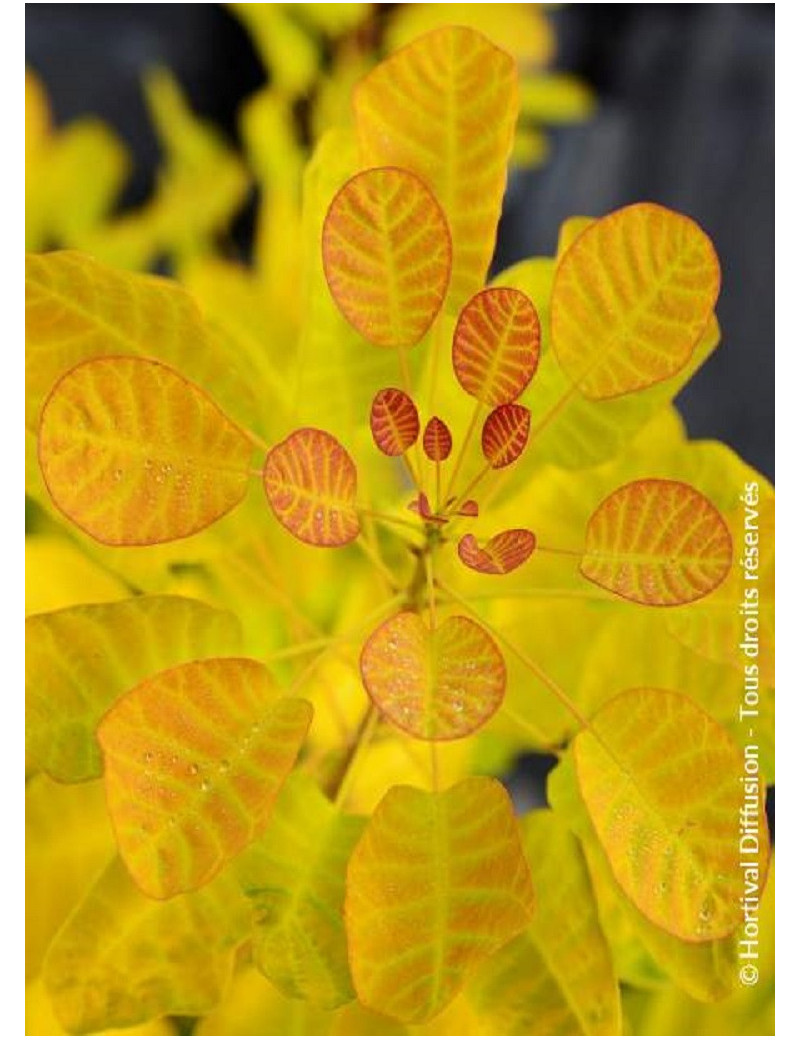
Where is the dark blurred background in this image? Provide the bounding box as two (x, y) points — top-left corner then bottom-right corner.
(25, 3), (775, 478)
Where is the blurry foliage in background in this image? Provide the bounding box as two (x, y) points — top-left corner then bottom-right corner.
(26, 4), (773, 1037)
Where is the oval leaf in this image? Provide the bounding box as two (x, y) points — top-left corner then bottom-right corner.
(26, 595), (241, 783)
(481, 402), (531, 468)
(574, 688), (770, 941)
(551, 203), (721, 399)
(263, 427), (360, 547)
(458, 529), (536, 575)
(43, 857), (250, 1035)
(370, 387), (420, 457)
(97, 657), (313, 899)
(37, 356), (253, 546)
(360, 611), (506, 740)
(354, 27), (518, 309)
(345, 777), (535, 1023)
(322, 166), (451, 348)
(422, 416), (452, 462)
(453, 288), (541, 405)
(581, 479), (733, 606)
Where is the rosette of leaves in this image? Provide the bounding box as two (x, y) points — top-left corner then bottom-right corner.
(25, 23), (773, 1038)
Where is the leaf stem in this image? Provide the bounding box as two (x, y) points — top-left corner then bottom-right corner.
(358, 507), (424, 535)
(332, 705), (379, 810)
(356, 535), (400, 589)
(448, 461), (492, 515)
(444, 399), (483, 503)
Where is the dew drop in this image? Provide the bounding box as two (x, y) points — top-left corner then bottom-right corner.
(188, 763), (199, 776)
(453, 700), (464, 714)
(113, 468), (123, 482)
(143, 751), (154, 764)
(201, 779), (211, 792)
(219, 759), (230, 773)
(144, 458), (153, 470)
(387, 639), (398, 652)
(698, 900), (714, 923)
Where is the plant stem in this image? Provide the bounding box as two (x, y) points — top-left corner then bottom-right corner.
(332, 705), (379, 810)
(444, 398), (483, 503)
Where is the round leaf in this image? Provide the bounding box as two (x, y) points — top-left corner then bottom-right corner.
(263, 427), (360, 547)
(322, 166), (451, 348)
(452, 287), (541, 405)
(581, 479), (732, 606)
(574, 688), (770, 941)
(370, 387), (420, 457)
(422, 416), (452, 462)
(458, 529), (536, 575)
(360, 611), (506, 740)
(97, 657), (313, 899)
(38, 356), (254, 546)
(345, 778), (535, 1023)
(481, 402), (531, 468)
(551, 203), (721, 399)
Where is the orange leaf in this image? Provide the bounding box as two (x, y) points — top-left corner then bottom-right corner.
(353, 27), (518, 310)
(263, 428), (360, 547)
(452, 288), (541, 405)
(360, 611), (506, 740)
(481, 402), (531, 468)
(407, 493), (446, 526)
(574, 689), (770, 941)
(345, 777), (535, 1022)
(97, 657), (312, 899)
(322, 166), (451, 348)
(551, 203), (720, 399)
(422, 416), (452, 462)
(458, 529), (536, 575)
(581, 479), (732, 606)
(369, 388), (420, 456)
(37, 357), (253, 546)
(457, 499), (479, 517)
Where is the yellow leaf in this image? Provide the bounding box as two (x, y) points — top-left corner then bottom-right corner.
(519, 73), (595, 123)
(25, 250), (257, 433)
(98, 657), (312, 899)
(574, 688), (770, 941)
(26, 979), (176, 1036)
(26, 776), (115, 981)
(552, 203), (720, 399)
(26, 595), (241, 782)
(345, 777), (535, 1022)
(38, 356), (255, 546)
(43, 858), (249, 1034)
(229, 2), (320, 94)
(238, 773), (365, 1008)
(354, 26), (519, 311)
(581, 479), (733, 606)
(322, 167), (452, 349)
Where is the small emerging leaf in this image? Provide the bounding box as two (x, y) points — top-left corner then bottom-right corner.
(574, 688), (770, 941)
(370, 388), (420, 457)
(408, 492), (446, 525)
(345, 778), (535, 1022)
(458, 529), (536, 575)
(360, 611), (506, 740)
(263, 427), (360, 547)
(353, 26), (518, 310)
(457, 499), (479, 517)
(322, 166), (451, 347)
(452, 287), (541, 405)
(422, 416), (452, 462)
(481, 402), (531, 468)
(551, 203), (720, 399)
(38, 357), (253, 546)
(97, 657), (312, 899)
(581, 479), (733, 606)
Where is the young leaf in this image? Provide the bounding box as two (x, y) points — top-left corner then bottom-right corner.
(38, 356), (254, 546)
(345, 777), (535, 1022)
(237, 773), (365, 1009)
(574, 688), (770, 941)
(408, 492), (446, 525)
(263, 427), (361, 547)
(25, 250), (255, 434)
(581, 479), (733, 606)
(359, 611), (506, 740)
(551, 203), (720, 399)
(322, 166), (451, 348)
(26, 595), (241, 783)
(97, 657), (313, 899)
(353, 26), (519, 310)
(452, 287), (541, 405)
(481, 402), (531, 468)
(470, 810), (621, 1036)
(43, 857), (249, 1035)
(458, 499), (480, 517)
(457, 529), (536, 575)
(422, 416), (452, 462)
(370, 388), (420, 457)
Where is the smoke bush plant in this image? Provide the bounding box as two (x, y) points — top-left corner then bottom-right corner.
(26, 14), (774, 1038)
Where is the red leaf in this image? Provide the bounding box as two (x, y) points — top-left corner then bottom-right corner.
(458, 500), (479, 517)
(422, 416), (452, 462)
(481, 403), (531, 469)
(458, 529), (536, 575)
(370, 388), (420, 456)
